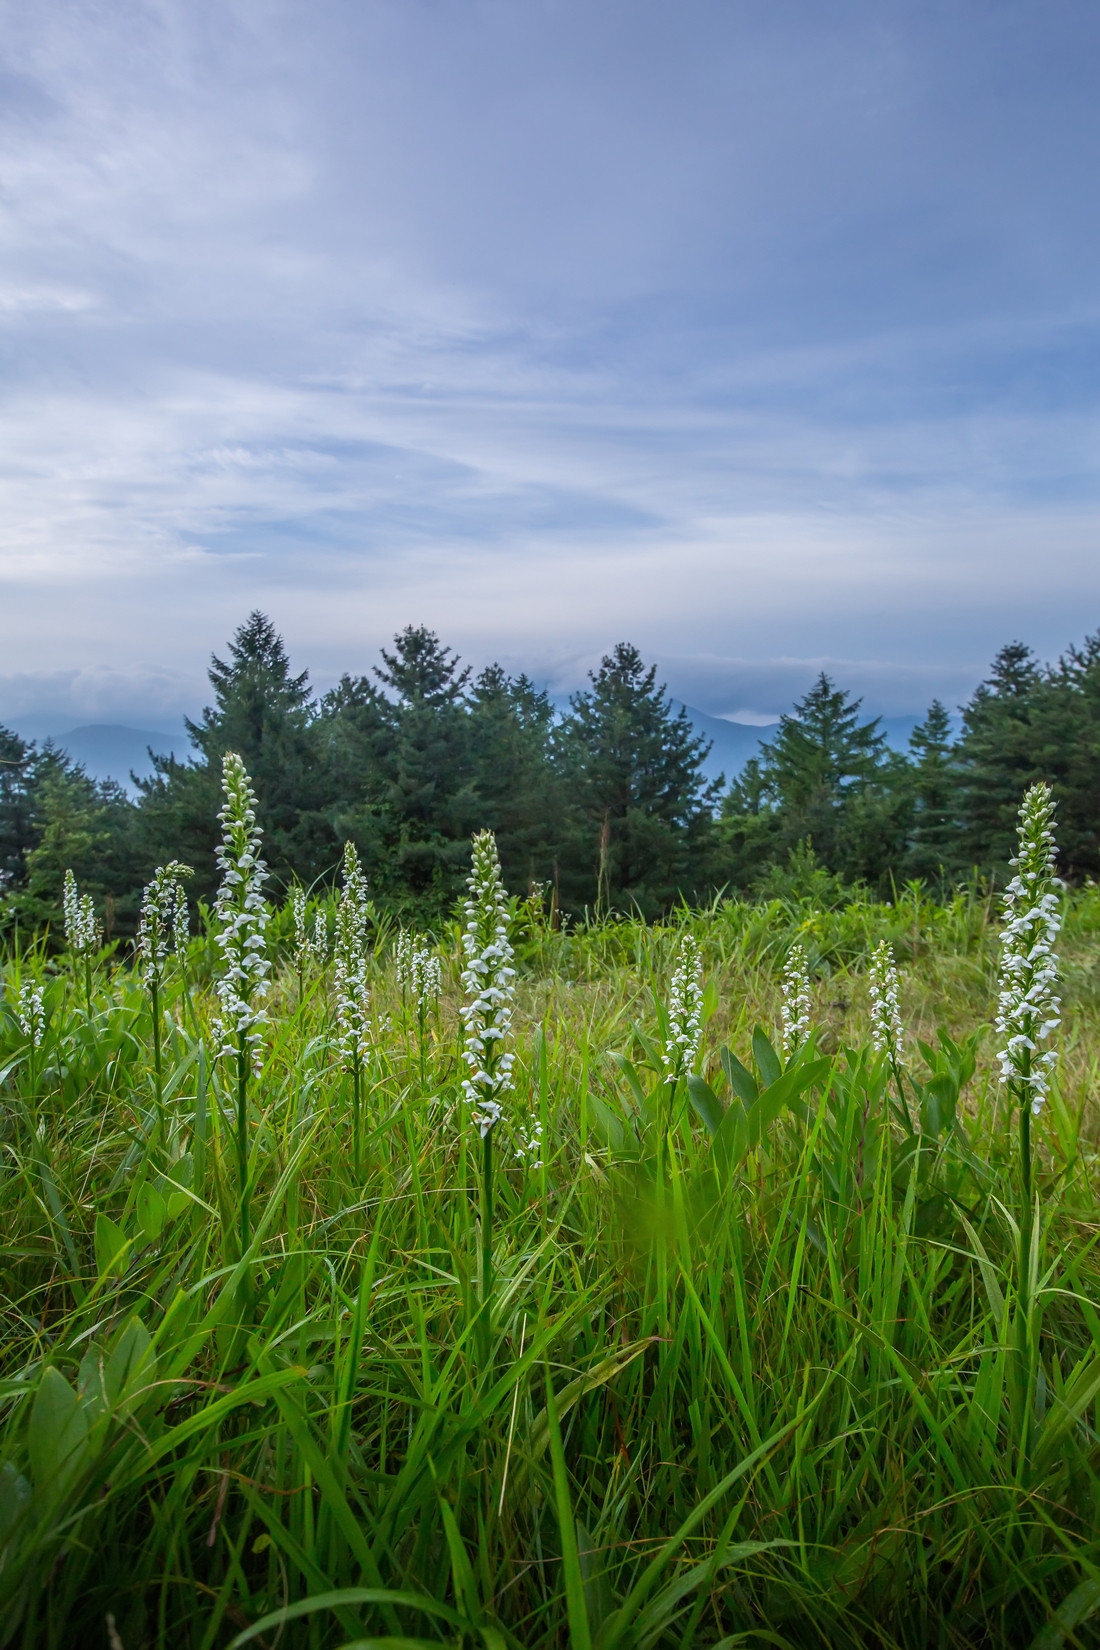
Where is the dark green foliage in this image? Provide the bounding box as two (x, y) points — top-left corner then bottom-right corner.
(0, 733), (138, 939)
(956, 635), (1100, 881)
(554, 642), (718, 916)
(956, 642), (1045, 872)
(903, 698), (962, 883)
(137, 610), (337, 902)
(465, 665), (562, 895)
(6, 614), (1100, 937)
(719, 673), (908, 891)
(0, 725), (37, 894)
(367, 625), (481, 915)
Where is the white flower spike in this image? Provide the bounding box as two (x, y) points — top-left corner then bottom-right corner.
(63, 869), (99, 956)
(869, 940), (903, 1062)
(664, 934), (703, 1079)
(996, 782), (1063, 1116)
(334, 841), (371, 1070)
(460, 831), (516, 1137)
(781, 942), (812, 1056)
(17, 981), (45, 1049)
(213, 753), (270, 1076)
(137, 861), (192, 986)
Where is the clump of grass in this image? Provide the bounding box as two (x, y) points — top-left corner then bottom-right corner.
(1, 801), (1099, 1648)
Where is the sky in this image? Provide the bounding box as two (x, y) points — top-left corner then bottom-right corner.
(2, 0), (1100, 735)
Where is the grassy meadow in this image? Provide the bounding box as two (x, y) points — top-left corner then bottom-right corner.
(3, 859), (1100, 1649)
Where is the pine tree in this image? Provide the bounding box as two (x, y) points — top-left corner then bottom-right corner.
(371, 626), (480, 916)
(0, 725), (37, 897)
(466, 666), (559, 895)
(761, 673), (886, 809)
(137, 613), (334, 898)
(1041, 633), (1100, 880)
(904, 699), (961, 883)
(957, 642), (1044, 871)
(555, 643), (717, 916)
(719, 673), (905, 888)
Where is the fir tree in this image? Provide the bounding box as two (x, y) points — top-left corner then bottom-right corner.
(904, 699), (961, 883)
(372, 626), (480, 916)
(957, 642), (1044, 871)
(466, 666), (559, 895)
(0, 725), (37, 897)
(721, 673), (904, 888)
(138, 612), (334, 898)
(556, 643), (717, 915)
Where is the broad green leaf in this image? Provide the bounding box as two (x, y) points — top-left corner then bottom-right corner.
(712, 1103), (750, 1179)
(751, 1028), (781, 1089)
(713, 1058), (830, 1174)
(165, 1189), (190, 1223)
(94, 1212), (128, 1278)
(334, 1640), (457, 1649)
(719, 1048), (757, 1111)
(28, 1367), (89, 1491)
(686, 1074), (725, 1136)
(104, 1315), (155, 1406)
(137, 1182), (167, 1243)
(920, 1072), (957, 1139)
(609, 1054), (651, 1121)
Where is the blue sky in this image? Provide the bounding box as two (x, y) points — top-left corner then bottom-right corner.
(2, 0), (1099, 733)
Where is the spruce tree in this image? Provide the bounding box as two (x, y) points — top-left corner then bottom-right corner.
(956, 642), (1043, 871)
(719, 673), (907, 889)
(904, 699), (961, 883)
(466, 666), (559, 895)
(1041, 633), (1100, 880)
(0, 725), (37, 896)
(372, 626), (480, 916)
(137, 612), (333, 898)
(555, 643), (716, 916)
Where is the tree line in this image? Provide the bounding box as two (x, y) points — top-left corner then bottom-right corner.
(1, 612), (1097, 936)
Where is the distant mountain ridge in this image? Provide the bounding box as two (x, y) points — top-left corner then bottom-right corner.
(678, 705), (923, 784)
(53, 725), (188, 790)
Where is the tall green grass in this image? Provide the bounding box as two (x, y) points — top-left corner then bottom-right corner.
(2, 878), (1100, 1649)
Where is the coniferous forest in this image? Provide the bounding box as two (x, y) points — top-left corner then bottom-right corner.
(2, 610), (1099, 938)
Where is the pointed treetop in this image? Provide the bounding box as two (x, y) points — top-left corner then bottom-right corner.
(208, 611), (311, 713)
(375, 625), (471, 708)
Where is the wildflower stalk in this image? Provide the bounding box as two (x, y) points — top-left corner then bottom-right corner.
(780, 942), (812, 1060)
(995, 781), (1062, 1442)
(291, 884), (323, 1006)
(411, 944), (441, 1089)
(334, 843), (371, 1176)
(460, 831), (516, 1354)
(136, 860), (192, 1135)
(660, 933), (703, 1166)
(16, 979), (45, 1103)
(213, 755), (270, 1252)
(395, 930), (414, 1026)
(869, 939), (912, 1130)
(63, 869), (100, 1013)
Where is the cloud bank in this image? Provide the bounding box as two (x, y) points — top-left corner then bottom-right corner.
(2, 0), (1099, 727)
